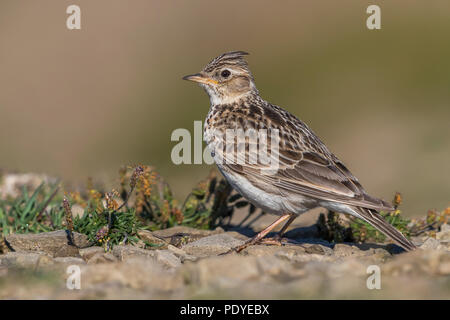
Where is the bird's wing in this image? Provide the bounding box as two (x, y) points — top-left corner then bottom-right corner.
(213, 103), (394, 212)
(225, 150), (393, 212)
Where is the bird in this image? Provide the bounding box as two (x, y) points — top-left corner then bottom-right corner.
(183, 51), (417, 252)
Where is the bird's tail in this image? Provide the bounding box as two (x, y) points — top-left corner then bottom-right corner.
(352, 207), (417, 251)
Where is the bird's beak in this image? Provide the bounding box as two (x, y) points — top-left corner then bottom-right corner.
(182, 73), (219, 85)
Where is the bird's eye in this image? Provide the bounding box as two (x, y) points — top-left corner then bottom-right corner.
(221, 69), (231, 78)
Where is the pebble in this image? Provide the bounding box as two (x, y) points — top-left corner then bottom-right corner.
(1, 229), (449, 299)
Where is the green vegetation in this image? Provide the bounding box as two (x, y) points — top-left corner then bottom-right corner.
(0, 166), (254, 251)
(0, 183), (62, 235)
(0, 167), (448, 252)
(316, 193), (449, 244)
(316, 210), (411, 244)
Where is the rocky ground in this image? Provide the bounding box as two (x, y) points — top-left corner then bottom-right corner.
(1, 225), (449, 299)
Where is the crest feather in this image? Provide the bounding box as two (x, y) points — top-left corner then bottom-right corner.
(204, 51), (250, 73)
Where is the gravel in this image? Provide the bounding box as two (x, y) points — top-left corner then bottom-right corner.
(0, 226), (449, 299)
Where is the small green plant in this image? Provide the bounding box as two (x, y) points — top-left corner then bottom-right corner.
(316, 193), (419, 244)
(70, 203), (143, 251)
(349, 210), (411, 243)
(0, 183), (62, 236)
(407, 207), (449, 238)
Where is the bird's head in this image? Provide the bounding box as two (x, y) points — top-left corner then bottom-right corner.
(183, 51), (258, 105)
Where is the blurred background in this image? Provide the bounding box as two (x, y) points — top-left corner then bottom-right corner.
(0, 0), (448, 218)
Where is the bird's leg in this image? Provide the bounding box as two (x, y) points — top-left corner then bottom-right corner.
(233, 214), (292, 253)
(258, 214), (296, 245)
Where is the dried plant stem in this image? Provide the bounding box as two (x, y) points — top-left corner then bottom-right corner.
(117, 165), (144, 212)
(36, 186), (59, 221)
(63, 197), (75, 245)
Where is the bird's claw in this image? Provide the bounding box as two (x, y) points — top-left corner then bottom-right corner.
(219, 235), (287, 256)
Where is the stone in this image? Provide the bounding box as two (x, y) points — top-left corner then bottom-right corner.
(436, 225), (450, 241)
(111, 245), (181, 269)
(438, 261), (450, 275)
(255, 255), (304, 279)
(53, 257), (86, 265)
(242, 245), (285, 257)
(223, 230), (250, 241)
(437, 242), (450, 251)
(182, 255), (261, 288)
(331, 243), (380, 258)
(243, 244), (306, 258)
(79, 246), (105, 261)
(152, 226), (224, 247)
(71, 204), (85, 218)
(369, 248), (392, 261)
(2, 224), (450, 299)
(381, 249), (450, 277)
(5, 230), (89, 257)
(182, 233), (244, 257)
(333, 243), (357, 256)
(112, 245), (154, 261)
(79, 257), (183, 294)
(0, 173), (55, 199)
(86, 252), (118, 264)
(325, 258), (367, 279)
(137, 230), (168, 249)
(167, 244), (198, 263)
(274, 249), (306, 262)
(420, 237), (440, 250)
(0, 252), (53, 268)
(0, 266), (7, 277)
(304, 243), (333, 255)
(132, 239), (146, 249)
(154, 250), (181, 268)
(167, 244), (186, 256)
(152, 226), (224, 238)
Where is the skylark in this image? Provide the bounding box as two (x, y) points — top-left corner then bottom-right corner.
(183, 51), (416, 252)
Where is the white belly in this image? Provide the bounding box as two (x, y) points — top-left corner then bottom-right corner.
(216, 164), (314, 216)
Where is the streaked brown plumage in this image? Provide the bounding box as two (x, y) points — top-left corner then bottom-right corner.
(183, 51), (416, 252)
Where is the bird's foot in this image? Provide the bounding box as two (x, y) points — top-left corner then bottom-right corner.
(219, 238), (258, 255)
(257, 235), (286, 246)
(219, 214), (294, 255)
(222, 235), (286, 255)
